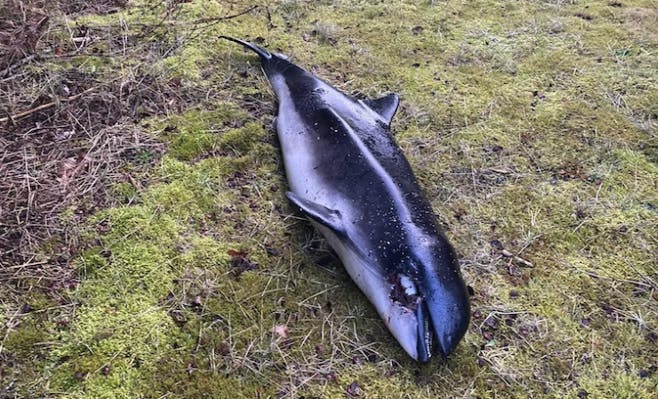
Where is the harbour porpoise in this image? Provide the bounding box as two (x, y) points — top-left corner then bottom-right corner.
(221, 36), (470, 362)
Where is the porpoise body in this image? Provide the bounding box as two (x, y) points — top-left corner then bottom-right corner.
(222, 37), (470, 362)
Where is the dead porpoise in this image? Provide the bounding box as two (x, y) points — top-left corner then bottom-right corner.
(221, 36), (470, 362)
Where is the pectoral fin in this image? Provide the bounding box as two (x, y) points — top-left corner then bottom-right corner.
(364, 93), (399, 126)
(286, 192), (345, 236)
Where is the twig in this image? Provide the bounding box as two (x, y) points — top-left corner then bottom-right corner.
(157, 5), (260, 44)
(0, 86), (100, 124)
(80, 5), (258, 30)
(194, 5), (258, 25)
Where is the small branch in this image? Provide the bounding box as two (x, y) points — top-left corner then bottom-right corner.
(0, 86), (99, 124)
(77, 5), (258, 30)
(194, 5), (258, 25)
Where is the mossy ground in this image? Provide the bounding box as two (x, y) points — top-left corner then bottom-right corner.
(2, 0), (657, 398)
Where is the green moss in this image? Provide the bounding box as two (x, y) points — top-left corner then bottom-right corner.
(3, 317), (49, 357)
(153, 105), (250, 161)
(159, 45), (210, 82)
(219, 122), (267, 155)
(111, 182), (139, 204)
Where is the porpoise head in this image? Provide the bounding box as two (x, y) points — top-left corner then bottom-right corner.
(412, 239), (470, 361)
(367, 231), (470, 362)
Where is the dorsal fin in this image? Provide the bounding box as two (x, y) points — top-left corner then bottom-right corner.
(286, 192), (345, 236)
(364, 93), (399, 126)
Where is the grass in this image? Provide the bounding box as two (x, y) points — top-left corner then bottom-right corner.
(1, 0), (656, 398)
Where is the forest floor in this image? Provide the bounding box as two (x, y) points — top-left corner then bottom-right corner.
(1, 0), (656, 398)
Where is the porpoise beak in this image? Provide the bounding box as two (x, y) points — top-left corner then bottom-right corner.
(385, 271), (470, 362)
(413, 301), (469, 362)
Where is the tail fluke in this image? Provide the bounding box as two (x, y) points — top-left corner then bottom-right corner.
(220, 36), (272, 61)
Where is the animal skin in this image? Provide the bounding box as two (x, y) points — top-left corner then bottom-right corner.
(222, 36), (470, 362)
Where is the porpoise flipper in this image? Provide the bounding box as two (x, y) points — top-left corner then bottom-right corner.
(286, 191), (346, 236)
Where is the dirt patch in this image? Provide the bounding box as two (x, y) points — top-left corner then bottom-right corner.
(0, 0), (127, 72)
(623, 7), (658, 41)
(56, 0), (128, 16)
(0, 1), (48, 73)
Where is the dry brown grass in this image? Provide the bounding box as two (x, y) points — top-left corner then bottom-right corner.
(0, 0), (203, 297)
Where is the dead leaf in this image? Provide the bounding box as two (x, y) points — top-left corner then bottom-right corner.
(272, 324), (288, 339)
